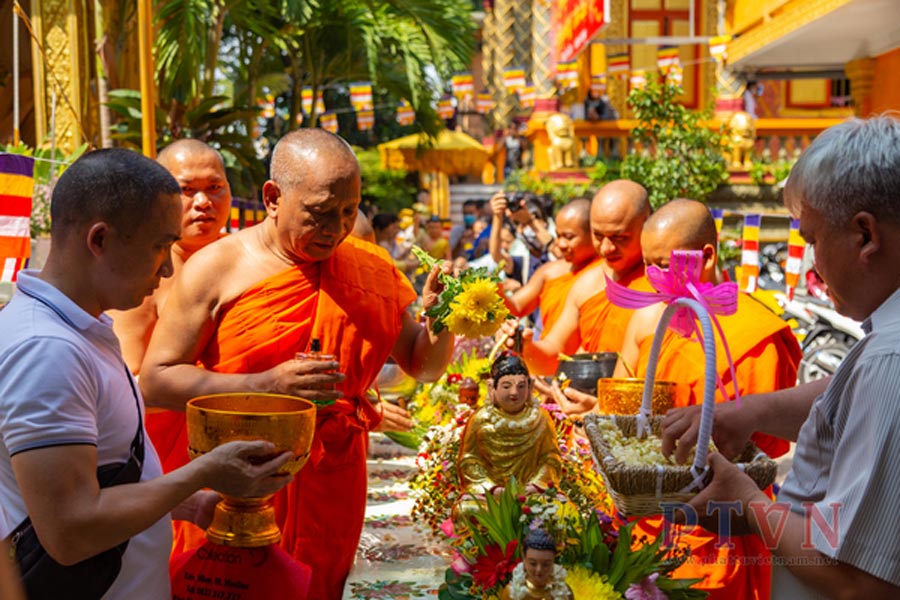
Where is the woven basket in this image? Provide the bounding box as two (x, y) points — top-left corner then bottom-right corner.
(584, 297), (777, 518)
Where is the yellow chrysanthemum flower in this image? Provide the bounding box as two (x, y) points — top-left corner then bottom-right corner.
(456, 278), (501, 313)
(565, 566), (622, 600)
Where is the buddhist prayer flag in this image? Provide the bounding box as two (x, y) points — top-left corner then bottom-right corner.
(556, 61), (579, 89)
(356, 109), (375, 131)
(451, 73), (474, 99)
(590, 74), (607, 95)
(396, 101), (415, 126)
(665, 64), (684, 86)
(608, 52), (629, 78)
(0, 154), (34, 283)
(785, 219), (805, 299)
(349, 82), (373, 112)
(503, 67), (526, 92)
(657, 45), (679, 71)
(319, 111), (339, 134)
(437, 97), (455, 120)
(740, 213), (761, 292)
(709, 35), (731, 63)
(629, 70), (647, 92)
(259, 94), (276, 119)
(710, 208), (724, 243)
(518, 85), (536, 109)
(475, 92), (494, 115)
(301, 88), (325, 116)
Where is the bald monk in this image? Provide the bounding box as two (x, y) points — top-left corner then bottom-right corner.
(601, 199), (800, 600)
(501, 198), (600, 355)
(505, 180), (651, 383)
(139, 129), (454, 598)
(110, 139), (231, 373)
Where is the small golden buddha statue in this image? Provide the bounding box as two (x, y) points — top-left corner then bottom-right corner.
(501, 529), (574, 600)
(455, 353), (562, 516)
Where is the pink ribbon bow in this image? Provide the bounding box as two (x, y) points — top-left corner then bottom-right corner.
(606, 250), (741, 403)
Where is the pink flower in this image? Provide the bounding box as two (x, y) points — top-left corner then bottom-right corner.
(625, 573), (666, 600)
(450, 552), (471, 575)
(440, 518), (456, 538)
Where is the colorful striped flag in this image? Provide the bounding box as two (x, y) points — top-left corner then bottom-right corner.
(396, 101), (415, 126)
(503, 67), (526, 92)
(665, 64), (684, 86)
(518, 85), (536, 109)
(301, 88), (325, 116)
(657, 45), (680, 71)
(590, 74), (607, 95)
(451, 73), (474, 99)
(259, 94), (276, 119)
(319, 111), (339, 134)
(709, 35), (731, 63)
(740, 214), (761, 292)
(629, 70), (647, 92)
(349, 82), (373, 112)
(607, 53), (630, 79)
(437, 97), (455, 120)
(784, 219), (805, 299)
(475, 92), (494, 115)
(0, 154), (34, 283)
(356, 109), (375, 131)
(710, 208), (724, 244)
(555, 61), (579, 89)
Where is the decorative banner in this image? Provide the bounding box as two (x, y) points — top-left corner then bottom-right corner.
(475, 92), (494, 115)
(451, 73), (474, 99)
(554, 0), (610, 63)
(666, 64), (684, 86)
(629, 70), (647, 92)
(229, 198), (264, 231)
(657, 45), (680, 72)
(0, 154), (34, 282)
(590, 73), (607, 95)
(259, 94), (276, 119)
(503, 67), (526, 93)
(607, 52), (630, 79)
(396, 100), (415, 126)
(319, 111), (339, 134)
(784, 219), (805, 299)
(556, 61), (579, 89)
(301, 88), (325, 115)
(518, 85), (536, 109)
(709, 35), (732, 63)
(356, 109), (375, 131)
(349, 81), (373, 112)
(437, 97), (455, 120)
(740, 214), (761, 293)
(710, 208), (724, 244)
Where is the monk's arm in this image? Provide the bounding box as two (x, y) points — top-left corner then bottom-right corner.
(505, 263), (547, 316)
(109, 296), (158, 374)
(522, 293), (580, 376)
(391, 312), (453, 382)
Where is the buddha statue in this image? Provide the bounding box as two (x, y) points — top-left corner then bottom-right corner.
(455, 353), (562, 516)
(501, 529), (574, 600)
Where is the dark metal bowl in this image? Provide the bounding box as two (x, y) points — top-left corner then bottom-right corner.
(555, 352), (618, 394)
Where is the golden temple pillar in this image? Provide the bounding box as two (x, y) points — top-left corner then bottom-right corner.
(29, 0), (95, 152)
(530, 0), (553, 98)
(845, 57), (875, 118)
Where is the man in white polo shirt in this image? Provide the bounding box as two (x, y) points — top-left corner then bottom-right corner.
(0, 149), (292, 599)
(662, 115), (900, 598)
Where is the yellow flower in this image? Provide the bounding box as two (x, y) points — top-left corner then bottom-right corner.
(456, 278), (501, 313)
(566, 566), (622, 600)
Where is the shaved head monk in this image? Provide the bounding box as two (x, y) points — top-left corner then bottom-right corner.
(503, 198), (599, 354)
(110, 139), (231, 373)
(139, 129), (454, 598)
(507, 180), (651, 380)
(586, 199), (799, 600)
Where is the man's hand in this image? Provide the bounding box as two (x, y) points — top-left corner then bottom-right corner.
(681, 452), (769, 536)
(422, 261), (453, 313)
(662, 399), (757, 464)
(548, 379), (597, 417)
(265, 358), (345, 403)
(172, 490), (221, 529)
(489, 191), (508, 217)
(498, 318), (534, 350)
(198, 440), (294, 499)
(372, 401), (414, 432)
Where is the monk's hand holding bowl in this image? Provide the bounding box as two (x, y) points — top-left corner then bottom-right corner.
(661, 398), (757, 464)
(267, 357), (345, 404)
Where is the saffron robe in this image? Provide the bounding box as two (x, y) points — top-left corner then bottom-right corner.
(578, 269), (651, 353)
(147, 236), (416, 599)
(633, 293), (802, 600)
(538, 258), (601, 356)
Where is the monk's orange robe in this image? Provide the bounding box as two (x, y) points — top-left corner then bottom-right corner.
(146, 236), (416, 599)
(578, 268), (651, 353)
(538, 258), (602, 356)
(633, 292), (801, 600)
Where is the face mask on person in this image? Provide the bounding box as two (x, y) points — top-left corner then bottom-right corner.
(463, 214), (476, 226)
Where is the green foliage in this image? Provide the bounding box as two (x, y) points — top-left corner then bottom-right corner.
(356, 147), (416, 213)
(748, 154), (794, 185)
(621, 79), (728, 209)
(2, 142), (89, 237)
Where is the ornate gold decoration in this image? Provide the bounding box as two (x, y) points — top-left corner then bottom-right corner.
(531, 0), (554, 98)
(546, 113), (577, 170)
(606, 0), (629, 118)
(724, 110), (756, 170)
(186, 393), (316, 547)
(596, 378), (676, 416)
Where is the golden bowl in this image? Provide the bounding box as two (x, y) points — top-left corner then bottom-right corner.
(185, 393), (317, 547)
(596, 378), (676, 416)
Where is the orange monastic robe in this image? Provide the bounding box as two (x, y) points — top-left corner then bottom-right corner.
(539, 258), (601, 356)
(633, 292), (802, 600)
(147, 236), (416, 599)
(578, 268), (651, 353)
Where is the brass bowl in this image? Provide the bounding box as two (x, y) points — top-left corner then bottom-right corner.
(596, 378), (676, 416)
(185, 393), (317, 547)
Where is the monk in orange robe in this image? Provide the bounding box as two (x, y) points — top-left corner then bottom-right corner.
(140, 130), (454, 599)
(504, 180), (650, 376)
(500, 198), (599, 355)
(611, 199), (801, 600)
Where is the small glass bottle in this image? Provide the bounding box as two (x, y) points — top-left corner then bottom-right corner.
(296, 338), (335, 362)
(458, 377), (479, 407)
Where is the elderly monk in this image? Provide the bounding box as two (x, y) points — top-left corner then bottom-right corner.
(506, 181), (651, 381)
(604, 199), (800, 600)
(502, 198), (599, 355)
(110, 139), (231, 373)
(139, 129), (454, 598)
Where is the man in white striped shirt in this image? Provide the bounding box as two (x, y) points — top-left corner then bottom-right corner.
(663, 115), (900, 599)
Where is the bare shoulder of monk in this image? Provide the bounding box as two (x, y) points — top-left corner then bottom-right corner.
(569, 262), (608, 308)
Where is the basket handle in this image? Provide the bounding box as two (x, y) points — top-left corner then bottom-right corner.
(638, 297), (717, 481)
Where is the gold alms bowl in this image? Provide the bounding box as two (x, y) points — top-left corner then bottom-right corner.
(596, 378), (676, 416)
(185, 393), (317, 547)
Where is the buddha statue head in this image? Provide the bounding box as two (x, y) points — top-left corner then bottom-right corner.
(522, 528), (558, 589)
(488, 353), (533, 415)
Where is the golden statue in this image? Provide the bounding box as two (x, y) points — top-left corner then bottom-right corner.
(725, 111), (756, 170)
(455, 354), (562, 516)
(501, 529), (574, 600)
(545, 113), (577, 171)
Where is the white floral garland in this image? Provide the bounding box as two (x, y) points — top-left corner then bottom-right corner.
(484, 397), (542, 431)
(507, 562), (570, 600)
